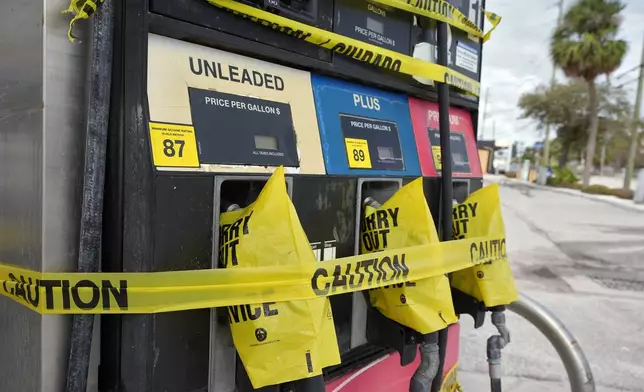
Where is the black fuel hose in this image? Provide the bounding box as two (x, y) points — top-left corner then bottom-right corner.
(65, 2), (114, 391)
(491, 378), (502, 392)
(430, 20), (453, 392)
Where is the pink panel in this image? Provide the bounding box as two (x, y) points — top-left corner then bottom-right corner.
(443, 323), (460, 379)
(408, 97), (482, 178)
(325, 323), (461, 392)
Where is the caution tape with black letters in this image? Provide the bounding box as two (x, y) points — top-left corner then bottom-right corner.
(206, 0), (481, 96)
(0, 235), (507, 314)
(62, 0), (501, 97)
(371, 0), (501, 43)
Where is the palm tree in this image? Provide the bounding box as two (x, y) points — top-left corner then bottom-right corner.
(550, 0), (628, 186)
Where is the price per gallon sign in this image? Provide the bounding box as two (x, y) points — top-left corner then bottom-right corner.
(428, 129), (471, 174)
(340, 114), (404, 171)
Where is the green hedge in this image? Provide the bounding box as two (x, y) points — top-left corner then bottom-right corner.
(579, 185), (634, 199)
(608, 188), (634, 200)
(580, 184), (612, 195)
(554, 182), (582, 190)
(547, 166), (579, 187)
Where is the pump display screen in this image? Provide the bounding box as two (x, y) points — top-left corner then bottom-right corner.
(366, 17), (384, 35)
(340, 114), (404, 171)
(188, 88), (299, 167)
(254, 135), (278, 150)
(428, 129), (471, 174)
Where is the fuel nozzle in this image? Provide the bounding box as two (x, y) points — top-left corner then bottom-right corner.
(487, 306), (511, 392)
(363, 197), (381, 209)
(226, 203), (241, 212)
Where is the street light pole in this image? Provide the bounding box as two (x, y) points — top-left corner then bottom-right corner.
(624, 32), (644, 190)
(539, 0), (565, 184)
(481, 87), (490, 140)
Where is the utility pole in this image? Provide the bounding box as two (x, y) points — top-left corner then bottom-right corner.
(492, 120), (496, 140)
(539, 0), (565, 184)
(624, 32), (644, 190)
(480, 87), (490, 140)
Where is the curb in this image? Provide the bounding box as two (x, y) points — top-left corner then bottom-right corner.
(487, 176), (644, 213)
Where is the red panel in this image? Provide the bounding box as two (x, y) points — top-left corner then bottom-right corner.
(408, 98), (482, 178)
(443, 323), (460, 378)
(325, 323), (461, 392)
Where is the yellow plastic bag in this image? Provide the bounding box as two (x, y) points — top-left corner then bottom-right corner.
(219, 167), (340, 388)
(360, 178), (457, 334)
(450, 184), (519, 307)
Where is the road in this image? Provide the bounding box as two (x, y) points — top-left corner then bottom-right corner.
(457, 178), (644, 392)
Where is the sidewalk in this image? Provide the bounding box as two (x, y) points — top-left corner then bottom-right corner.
(485, 175), (644, 213)
(458, 370), (627, 392)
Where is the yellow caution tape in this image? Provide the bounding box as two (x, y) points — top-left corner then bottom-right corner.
(206, 0), (481, 96)
(0, 234), (506, 314)
(62, 0), (103, 43)
(372, 0), (501, 43)
(441, 363), (461, 392)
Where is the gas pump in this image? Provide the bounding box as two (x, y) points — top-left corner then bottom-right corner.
(408, 98), (487, 391)
(309, 74), (423, 372)
(0, 1), (516, 392)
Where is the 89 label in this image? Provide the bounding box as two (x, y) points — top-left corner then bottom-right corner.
(345, 138), (372, 169)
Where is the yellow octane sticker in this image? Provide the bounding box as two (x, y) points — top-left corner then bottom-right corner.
(149, 122), (200, 168)
(345, 138), (372, 169)
(0, 235), (507, 314)
(206, 0), (481, 96)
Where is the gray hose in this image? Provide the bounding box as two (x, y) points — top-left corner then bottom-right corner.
(410, 339), (440, 392)
(65, 1), (114, 391)
(364, 196), (442, 392)
(487, 310), (510, 392)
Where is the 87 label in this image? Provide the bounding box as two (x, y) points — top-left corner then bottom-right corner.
(163, 139), (185, 158)
(149, 122), (200, 168)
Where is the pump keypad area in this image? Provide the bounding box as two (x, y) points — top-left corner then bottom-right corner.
(189, 88), (299, 167)
(312, 74), (421, 176)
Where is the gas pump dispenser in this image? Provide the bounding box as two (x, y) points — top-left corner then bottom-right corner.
(0, 1), (520, 392)
(408, 98), (487, 391)
(310, 74), (423, 372)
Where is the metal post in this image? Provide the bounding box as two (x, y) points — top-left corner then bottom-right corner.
(508, 293), (595, 392)
(624, 31), (644, 190)
(481, 87), (490, 139)
(66, 2), (114, 391)
(429, 20), (453, 392)
(539, 0), (565, 184)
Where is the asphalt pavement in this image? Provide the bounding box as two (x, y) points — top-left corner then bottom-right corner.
(457, 177), (644, 392)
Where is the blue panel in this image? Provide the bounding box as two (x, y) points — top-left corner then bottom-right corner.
(311, 74), (421, 177)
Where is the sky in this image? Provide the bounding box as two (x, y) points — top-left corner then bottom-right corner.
(478, 0), (644, 147)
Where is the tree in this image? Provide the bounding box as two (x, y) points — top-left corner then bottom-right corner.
(518, 80), (631, 168)
(550, 0), (628, 186)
